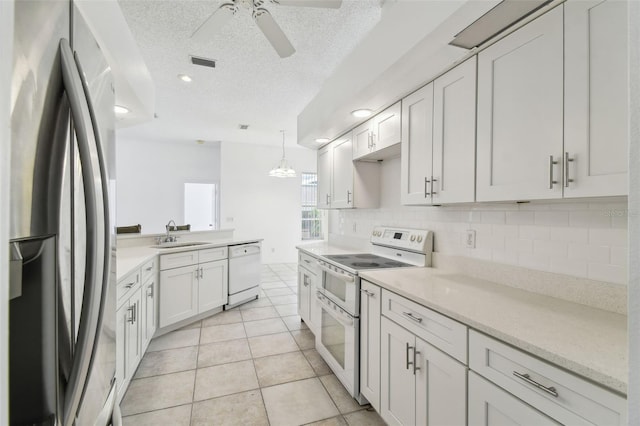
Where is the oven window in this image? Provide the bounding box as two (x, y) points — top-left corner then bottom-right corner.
(321, 310), (345, 368)
(324, 273), (347, 304)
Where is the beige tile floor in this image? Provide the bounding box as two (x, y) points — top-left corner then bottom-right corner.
(120, 263), (386, 426)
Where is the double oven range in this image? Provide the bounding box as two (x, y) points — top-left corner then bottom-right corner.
(313, 227), (433, 404)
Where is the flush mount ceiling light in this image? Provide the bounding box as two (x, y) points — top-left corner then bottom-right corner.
(178, 74), (193, 82)
(351, 109), (373, 118)
(114, 105), (129, 114)
(269, 130), (296, 178)
(315, 137), (330, 143)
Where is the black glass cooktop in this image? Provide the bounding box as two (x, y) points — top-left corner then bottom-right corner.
(323, 253), (413, 270)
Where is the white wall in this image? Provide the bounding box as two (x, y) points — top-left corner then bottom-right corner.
(116, 137), (221, 233)
(220, 141), (317, 264)
(0, 0), (13, 421)
(330, 157), (628, 285)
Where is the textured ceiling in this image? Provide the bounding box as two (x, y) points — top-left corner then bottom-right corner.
(117, 0), (382, 147)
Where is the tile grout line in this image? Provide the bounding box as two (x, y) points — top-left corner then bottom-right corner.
(188, 324), (203, 425)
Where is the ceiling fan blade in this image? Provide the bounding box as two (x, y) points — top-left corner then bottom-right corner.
(191, 3), (237, 42)
(253, 9), (296, 58)
(273, 0), (342, 8)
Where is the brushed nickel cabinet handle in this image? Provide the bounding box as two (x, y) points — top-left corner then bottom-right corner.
(413, 349), (420, 375)
(424, 177), (431, 198)
(549, 155), (558, 189)
(127, 306), (135, 324)
(564, 152), (574, 188)
(347, 191), (352, 204)
(513, 371), (559, 397)
(431, 178), (438, 196)
(402, 311), (423, 323)
(406, 343), (412, 370)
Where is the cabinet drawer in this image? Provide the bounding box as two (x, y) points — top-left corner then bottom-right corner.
(140, 257), (157, 284)
(381, 289), (467, 363)
(160, 250), (199, 270)
(469, 330), (626, 425)
(117, 268), (140, 307)
(298, 252), (318, 274)
(198, 246), (228, 263)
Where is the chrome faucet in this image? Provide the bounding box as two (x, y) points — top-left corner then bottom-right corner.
(165, 219), (177, 243)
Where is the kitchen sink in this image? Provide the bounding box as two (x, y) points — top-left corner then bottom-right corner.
(150, 241), (211, 249)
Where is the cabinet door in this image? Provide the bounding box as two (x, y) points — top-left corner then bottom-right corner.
(307, 274), (320, 335)
(353, 120), (373, 160)
(401, 83), (434, 205)
(564, 0), (628, 197)
(126, 289), (143, 374)
(159, 264), (198, 327)
(360, 281), (381, 411)
(198, 259), (228, 313)
(331, 134), (354, 208)
(115, 303), (128, 395)
(380, 317), (416, 426)
(142, 276), (157, 352)
(317, 145), (332, 209)
(468, 372), (559, 426)
(373, 101), (401, 152)
(297, 268), (311, 324)
(415, 337), (467, 425)
(476, 7), (564, 202)
(432, 57), (477, 204)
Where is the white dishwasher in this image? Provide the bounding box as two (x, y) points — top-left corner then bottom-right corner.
(225, 242), (261, 309)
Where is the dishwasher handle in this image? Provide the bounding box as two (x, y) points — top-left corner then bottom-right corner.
(229, 244), (261, 258)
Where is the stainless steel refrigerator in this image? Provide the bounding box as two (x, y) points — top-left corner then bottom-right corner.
(8, 1), (119, 424)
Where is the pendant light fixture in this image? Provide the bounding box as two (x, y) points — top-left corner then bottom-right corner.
(269, 130), (297, 178)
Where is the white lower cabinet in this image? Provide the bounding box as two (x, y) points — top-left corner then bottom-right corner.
(380, 316), (467, 426)
(359, 280), (381, 411)
(116, 286), (142, 399)
(141, 273), (157, 353)
(298, 251), (319, 335)
(159, 265), (199, 328)
(198, 259), (228, 312)
(159, 248), (229, 328)
(469, 371), (558, 426)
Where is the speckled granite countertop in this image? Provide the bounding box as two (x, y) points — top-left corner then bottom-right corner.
(296, 242), (627, 395)
(117, 238), (262, 280)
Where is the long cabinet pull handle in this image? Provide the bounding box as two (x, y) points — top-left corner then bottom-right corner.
(326, 194), (330, 205)
(127, 306), (135, 324)
(402, 311), (423, 323)
(564, 152), (574, 188)
(347, 191), (352, 204)
(513, 371), (559, 397)
(405, 343), (412, 370)
(431, 178), (438, 196)
(360, 289), (375, 298)
(548, 155), (558, 189)
(125, 282), (134, 289)
(424, 177), (431, 198)
(413, 349), (420, 375)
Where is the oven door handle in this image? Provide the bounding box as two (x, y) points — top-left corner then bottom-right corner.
(317, 262), (355, 283)
(316, 292), (354, 327)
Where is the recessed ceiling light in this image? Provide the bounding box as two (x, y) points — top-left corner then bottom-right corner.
(351, 109), (373, 118)
(315, 138), (330, 143)
(114, 105), (129, 114)
(178, 74), (192, 82)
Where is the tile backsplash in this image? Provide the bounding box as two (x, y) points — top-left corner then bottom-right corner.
(329, 200), (628, 285)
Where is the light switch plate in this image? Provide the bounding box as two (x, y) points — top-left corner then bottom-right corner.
(465, 229), (476, 249)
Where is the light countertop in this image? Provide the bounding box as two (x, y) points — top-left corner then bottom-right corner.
(296, 242), (627, 395)
(117, 238), (262, 280)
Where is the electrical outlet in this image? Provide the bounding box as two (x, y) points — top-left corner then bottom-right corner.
(465, 229), (476, 249)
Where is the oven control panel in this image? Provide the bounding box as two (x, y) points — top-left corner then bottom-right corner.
(371, 227), (433, 254)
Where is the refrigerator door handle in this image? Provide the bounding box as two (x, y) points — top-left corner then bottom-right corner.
(59, 38), (109, 426)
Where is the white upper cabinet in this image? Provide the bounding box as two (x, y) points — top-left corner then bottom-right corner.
(331, 134), (355, 208)
(317, 144), (332, 209)
(564, 0), (628, 197)
(353, 102), (402, 161)
(432, 57), (477, 204)
(317, 132), (379, 209)
(476, 7), (564, 202)
(401, 83), (434, 205)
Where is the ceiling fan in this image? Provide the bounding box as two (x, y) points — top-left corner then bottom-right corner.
(190, 0), (343, 58)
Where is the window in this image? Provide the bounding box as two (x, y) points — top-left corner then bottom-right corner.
(301, 173), (322, 240)
(184, 183), (218, 230)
